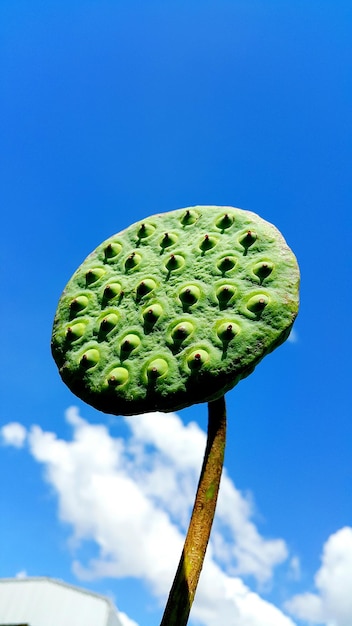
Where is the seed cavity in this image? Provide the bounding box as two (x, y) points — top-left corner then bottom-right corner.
(165, 253), (185, 272)
(252, 261), (274, 283)
(180, 209), (199, 226)
(217, 255), (237, 274)
(199, 234), (217, 252)
(142, 303), (163, 327)
(120, 333), (141, 356)
(137, 222), (155, 239)
(125, 252), (142, 271)
(216, 321), (240, 342)
(179, 284), (201, 308)
(246, 293), (270, 314)
(136, 278), (157, 299)
(99, 313), (119, 334)
(107, 367), (129, 387)
(80, 348), (100, 369)
(146, 358), (169, 381)
(239, 230), (257, 255)
(66, 322), (87, 341)
(170, 321), (194, 344)
(70, 295), (89, 314)
(187, 349), (210, 371)
(160, 232), (178, 249)
(215, 283), (237, 306)
(103, 282), (122, 300)
(104, 242), (122, 260)
(215, 213), (234, 230)
(85, 267), (106, 285)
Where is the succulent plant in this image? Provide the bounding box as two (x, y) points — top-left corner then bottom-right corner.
(51, 205), (299, 416)
(51, 205), (299, 626)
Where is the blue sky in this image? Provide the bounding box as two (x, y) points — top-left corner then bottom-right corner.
(1, 2), (352, 625)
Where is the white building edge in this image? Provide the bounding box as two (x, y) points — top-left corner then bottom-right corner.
(0, 577), (124, 626)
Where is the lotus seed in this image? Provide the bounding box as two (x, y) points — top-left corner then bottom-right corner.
(70, 295), (89, 314)
(239, 230), (257, 251)
(104, 242), (122, 260)
(215, 213), (234, 230)
(99, 313), (119, 333)
(80, 348), (100, 369)
(179, 285), (201, 306)
(160, 232), (178, 249)
(142, 303), (163, 326)
(136, 279), (157, 298)
(86, 268), (105, 285)
(120, 334), (141, 355)
(66, 322), (86, 340)
(217, 255), (237, 273)
(125, 252), (141, 271)
(246, 293), (270, 313)
(146, 358), (169, 380)
(165, 254), (185, 272)
(107, 367), (129, 387)
(103, 283), (122, 300)
(199, 234), (217, 252)
(252, 261), (274, 282)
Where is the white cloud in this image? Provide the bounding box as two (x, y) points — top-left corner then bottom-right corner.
(286, 527), (352, 626)
(15, 570), (28, 579)
(118, 612), (139, 626)
(1, 421), (27, 448)
(4, 407), (296, 626)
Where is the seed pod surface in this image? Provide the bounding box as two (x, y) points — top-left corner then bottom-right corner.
(51, 205), (299, 415)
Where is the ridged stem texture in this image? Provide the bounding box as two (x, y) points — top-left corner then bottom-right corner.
(159, 395), (227, 626)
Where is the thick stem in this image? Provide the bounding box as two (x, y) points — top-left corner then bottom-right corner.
(159, 395), (227, 626)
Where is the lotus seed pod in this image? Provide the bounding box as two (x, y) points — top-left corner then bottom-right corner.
(51, 205), (299, 415)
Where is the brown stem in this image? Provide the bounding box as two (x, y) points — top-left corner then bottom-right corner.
(159, 395), (227, 626)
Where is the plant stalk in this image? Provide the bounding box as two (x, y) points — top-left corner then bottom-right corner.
(159, 394), (227, 626)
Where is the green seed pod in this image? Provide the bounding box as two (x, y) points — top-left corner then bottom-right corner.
(52, 205), (299, 415)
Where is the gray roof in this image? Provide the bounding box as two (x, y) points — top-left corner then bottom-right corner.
(0, 577), (123, 626)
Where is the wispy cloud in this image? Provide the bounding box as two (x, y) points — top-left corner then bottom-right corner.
(286, 526), (352, 626)
(4, 407), (296, 626)
(1, 422), (27, 448)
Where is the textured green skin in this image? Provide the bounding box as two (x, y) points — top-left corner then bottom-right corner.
(51, 206), (299, 415)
